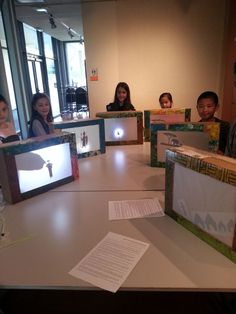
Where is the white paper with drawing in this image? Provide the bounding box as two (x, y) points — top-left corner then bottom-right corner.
(69, 232), (149, 293)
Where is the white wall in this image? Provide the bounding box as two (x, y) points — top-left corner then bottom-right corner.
(82, 0), (227, 121)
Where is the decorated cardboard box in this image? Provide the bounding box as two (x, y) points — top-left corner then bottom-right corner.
(150, 122), (219, 167)
(144, 108), (191, 141)
(54, 118), (105, 158)
(96, 111), (143, 145)
(0, 132), (78, 204)
(165, 146), (236, 262)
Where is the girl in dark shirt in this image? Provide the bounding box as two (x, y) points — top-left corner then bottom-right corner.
(106, 82), (135, 111)
(28, 93), (54, 138)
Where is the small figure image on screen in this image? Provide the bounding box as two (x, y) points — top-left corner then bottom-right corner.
(15, 143), (72, 193)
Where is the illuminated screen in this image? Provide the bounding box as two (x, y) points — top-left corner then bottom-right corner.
(157, 131), (209, 162)
(62, 125), (100, 154)
(15, 143), (72, 193)
(173, 163), (236, 246)
(104, 117), (137, 141)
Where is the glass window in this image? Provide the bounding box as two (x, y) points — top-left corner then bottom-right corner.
(28, 60), (36, 94)
(0, 12), (6, 48)
(43, 33), (54, 58)
(23, 23), (40, 55)
(2, 49), (17, 110)
(65, 42), (86, 87)
(46, 58), (60, 116)
(0, 12), (20, 133)
(35, 61), (44, 92)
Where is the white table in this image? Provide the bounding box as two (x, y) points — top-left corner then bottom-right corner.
(1, 189), (236, 291)
(54, 143), (165, 192)
(1, 143), (236, 291)
(1, 143), (236, 313)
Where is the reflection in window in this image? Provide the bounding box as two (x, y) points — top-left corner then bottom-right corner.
(46, 58), (60, 116)
(65, 42), (86, 87)
(35, 61), (44, 92)
(43, 33), (60, 116)
(0, 11), (6, 48)
(0, 11), (20, 133)
(23, 23), (39, 55)
(43, 33), (54, 58)
(28, 61), (36, 94)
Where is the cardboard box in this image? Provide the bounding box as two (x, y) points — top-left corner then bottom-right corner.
(0, 133), (78, 204)
(165, 146), (236, 262)
(150, 122), (220, 167)
(144, 108), (191, 141)
(54, 118), (105, 158)
(96, 111), (143, 145)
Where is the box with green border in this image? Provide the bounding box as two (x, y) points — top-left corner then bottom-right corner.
(150, 122), (220, 167)
(165, 146), (236, 263)
(144, 108), (191, 141)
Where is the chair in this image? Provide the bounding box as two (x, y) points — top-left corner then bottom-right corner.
(75, 86), (88, 112)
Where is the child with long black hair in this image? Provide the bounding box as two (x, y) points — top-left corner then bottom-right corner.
(28, 92), (54, 138)
(106, 82), (135, 111)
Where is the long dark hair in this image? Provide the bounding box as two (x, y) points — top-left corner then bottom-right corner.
(159, 92), (173, 103)
(0, 94), (10, 122)
(0, 94), (8, 106)
(30, 92), (53, 122)
(113, 82), (131, 105)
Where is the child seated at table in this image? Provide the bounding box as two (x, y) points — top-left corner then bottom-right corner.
(159, 92), (173, 108)
(196, 91), (230, 154)
(28, 92), (54, 138)
(0, 94), (20, 144)
(106, 82), (135, 111)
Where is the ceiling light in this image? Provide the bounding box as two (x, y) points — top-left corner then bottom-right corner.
(16, 0), (45, 3)
(36, 8), (48, 13)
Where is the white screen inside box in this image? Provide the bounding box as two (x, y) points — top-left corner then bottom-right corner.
(15, 143), (72, 193)
(173, 163), (236, 246)
(104, 117), (137, 141)
(62, 125), (100, 154)
(157, 131), (209, 162)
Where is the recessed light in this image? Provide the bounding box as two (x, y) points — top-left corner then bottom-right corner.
(36, 8), (48, 13)
(16, 0), (44, 3)
(16, 0), (45, 3)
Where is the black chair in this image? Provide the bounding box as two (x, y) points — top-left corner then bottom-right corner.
(65, 87), (76, 111)
(75, 86), (88, 112)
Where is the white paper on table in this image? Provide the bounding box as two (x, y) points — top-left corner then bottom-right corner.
(108, 197), (164, 220)
(69, 232), (149, 293)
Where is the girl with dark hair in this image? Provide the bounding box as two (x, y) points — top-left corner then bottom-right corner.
(106, 82), (135, 111)
(28, 93), (54, 138)
(0, 94), (19, 144)
(159, 92), (173, 108)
